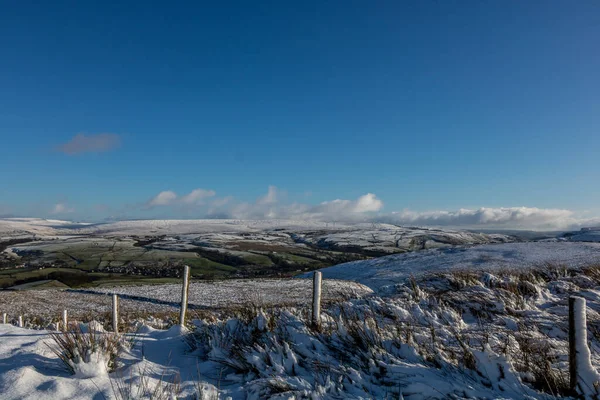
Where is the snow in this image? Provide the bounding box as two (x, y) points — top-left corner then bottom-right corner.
(304, 242), (600, 292)
(0, 218), (342, 237)
(568, 230), (600, 243)
(0, 324), (215, 400)
(3, 265), (600, 399)
(4, 218), (600, 398)
(71, 351), (108, 378)
(0, 279), (372, 326)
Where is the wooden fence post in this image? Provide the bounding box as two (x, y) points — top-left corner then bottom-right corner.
(18, 315), (23, 328)
(62, 309), (68, 332)
(2, 313), (6, 324)
(179, 265), (190, 327)
(112, 294), (119, 333)
(569, 296), (598, 395)
(312, 271), (322, 329)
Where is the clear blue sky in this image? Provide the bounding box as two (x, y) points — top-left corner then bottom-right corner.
(1, 1), (599, 221)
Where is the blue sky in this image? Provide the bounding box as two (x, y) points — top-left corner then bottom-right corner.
(1, 1), (599, 227)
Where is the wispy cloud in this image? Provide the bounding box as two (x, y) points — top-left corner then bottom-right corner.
(257, 185), (278, 205)
(206, 187), (384, 221)
(147, 191), (178, 207)
(147, 188), (216, 208)
(315, 193), (384, 215)
(57, 133), (121, 155)
(51, 203), (75, 214)
(180, 189), (216, 205)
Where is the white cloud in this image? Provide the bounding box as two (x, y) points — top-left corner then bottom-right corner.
(148, 191), (178, 207)
(51, 203), (75, 214)
(258, 185), (278, 205)
(311, 193), (384, 218)
(180, 189), (216, 205)
(211, 196), (233, 208)
(353, 193), (384, 212)
(136, 187), (600, 231)
(218, 188), (383, 221)
(147, 188), (216, 208)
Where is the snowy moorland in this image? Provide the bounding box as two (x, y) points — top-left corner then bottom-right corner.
(306, 241), (600, 292)
(0, 218), (514, 255)
(2, 219), (600, 398)
(3, 264), (600, 399)
(0, 218), (517, 286)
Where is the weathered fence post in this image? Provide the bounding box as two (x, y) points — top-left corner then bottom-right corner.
(312, 271), (322, 329)
(2, 313), (6, 324)
(18, 315), (23, 328)
(62, 309), (68, 332)
(112, 294), (119, 333)
(179, 265), (190, 327)
(569, 296), (599, 395)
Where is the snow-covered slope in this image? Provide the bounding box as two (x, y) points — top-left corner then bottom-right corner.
(565, 228), (600, 243)
(304, 241), (600, 291)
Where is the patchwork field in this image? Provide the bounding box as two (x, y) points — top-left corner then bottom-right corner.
(0, 218), (516, 288)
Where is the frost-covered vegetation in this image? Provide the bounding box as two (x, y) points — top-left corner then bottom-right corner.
(3, 264), (600, 399)
(180, 264), (600, 399)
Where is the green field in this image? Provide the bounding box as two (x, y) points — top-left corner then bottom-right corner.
(0, 235), (365, 289)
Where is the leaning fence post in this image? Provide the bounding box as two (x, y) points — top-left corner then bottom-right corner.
(179, 265), (190, 327)
(18, 315), (23, 328)
(312, 271), (322, 328)
(2, 313), (6, 324)
(569, 296), (598, 394)
(112, 294), (119, 333)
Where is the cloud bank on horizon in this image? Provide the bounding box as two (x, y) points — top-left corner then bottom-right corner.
(133, 186), (598, 231)
(14, 186), (599, 231)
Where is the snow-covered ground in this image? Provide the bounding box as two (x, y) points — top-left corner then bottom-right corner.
(84, 279), (371, 308)
(4, 218), (600, 398)
(304, 241), (600, 292)
(4, 264), (600, 399)
(0, 323), (211, 400)
(0, 279), (371, 328)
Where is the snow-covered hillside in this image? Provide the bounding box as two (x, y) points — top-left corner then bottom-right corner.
(304, 242), (600, 292)
(564, 228), (600, 243)
(0, 218), (340, 237)
(0, 218), (515, 259)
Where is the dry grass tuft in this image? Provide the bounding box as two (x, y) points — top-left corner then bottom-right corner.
(47, 325), (124, 375)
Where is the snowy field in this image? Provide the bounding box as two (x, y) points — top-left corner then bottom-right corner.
(84, 278), (371, 308)
(0, 279), (371, 327)
(306, 241), (600, 292)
